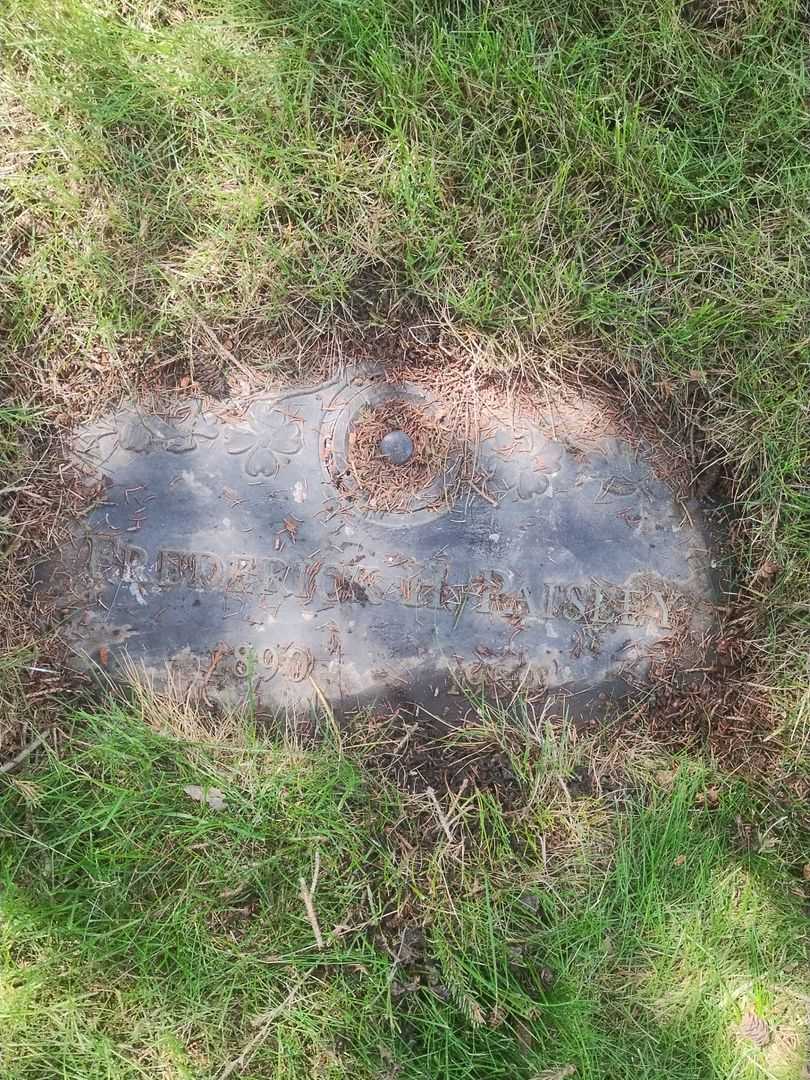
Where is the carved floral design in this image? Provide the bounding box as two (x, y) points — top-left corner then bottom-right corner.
(480, 427), (552, 501)
(515, 469), (550, 500)
(118, 402), (219, 454)
(225, 402), (304, 477)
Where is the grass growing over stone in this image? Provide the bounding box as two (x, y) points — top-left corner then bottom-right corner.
(1, 705), (809, 1079)
(1, 1), (810, 1076)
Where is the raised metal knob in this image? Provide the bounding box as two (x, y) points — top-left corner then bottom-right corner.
(379, 430), (414, 465)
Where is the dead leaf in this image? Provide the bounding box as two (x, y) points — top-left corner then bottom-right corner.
(488, 1005), (506, 1028)
(737, 1010), (771, 1048)
(753, 559), (782, 584)
(97, 645), (110, 667)
(802, 864), (810, 881)
(656, 768), (676, 787)
(696, 786), (720, 809)
(281, 515), (301, 543)
(673, 853), (686, 867)
(183, 784), (226, 811)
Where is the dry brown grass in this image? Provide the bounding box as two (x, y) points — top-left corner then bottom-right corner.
(0, 428), (83, 755)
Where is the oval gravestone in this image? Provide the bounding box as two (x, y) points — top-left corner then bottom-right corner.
(37, 369), (717, 719)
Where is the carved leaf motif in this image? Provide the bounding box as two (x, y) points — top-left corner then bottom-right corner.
(119, 416), (153, 452)
(246, 445), (281, 478)
(517, 470), (550, 500)
(225, 405), (302, 476)
(144, 416), (192, 453)
(225, 428), (258, 455)
(268, 423), (303, 456)
(259, 405), (303, 456)
(249, 401), (281, 427)
(118, 406), (217, 454)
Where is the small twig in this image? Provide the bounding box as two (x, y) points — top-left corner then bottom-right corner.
(557, 776), (573, 813)
(308, 675), (342, 755)
(544, 385), (558, 441)
(201, 644), (227, 688)
(216, 986), (299, 1079)
(0, 733), (48, 775)
(469, 479), (497, 506)
(299, 876), (324, 949)
(444, 776), (470, 824)
(391, 721), (417, 758)
(425, 786), (455, 842)
(196, 315), (255, 381)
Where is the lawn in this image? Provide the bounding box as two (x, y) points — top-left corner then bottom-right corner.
(2, 706), (809, 1078)
(1, 0), (809, 1077)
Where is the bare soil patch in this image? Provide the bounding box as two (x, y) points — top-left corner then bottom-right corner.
(344, 709), (522, 808)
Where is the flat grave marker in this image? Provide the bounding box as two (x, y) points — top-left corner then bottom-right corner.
(37, 368), (718, 718)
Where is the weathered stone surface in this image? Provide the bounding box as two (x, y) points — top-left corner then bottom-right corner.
(36, 369), (717, 718)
